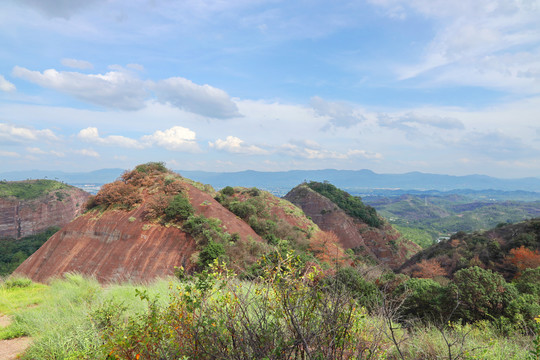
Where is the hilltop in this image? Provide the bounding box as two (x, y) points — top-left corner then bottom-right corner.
(0, 180), (89, 239)
(285, 182), (420, 269)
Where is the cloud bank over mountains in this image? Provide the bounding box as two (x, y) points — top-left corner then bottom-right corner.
(1, 0), (539, 177)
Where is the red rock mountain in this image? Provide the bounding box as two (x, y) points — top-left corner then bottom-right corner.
(284, 184), (420, 269)
(0, 180), (89, 239)
(15, 166), (262, 283)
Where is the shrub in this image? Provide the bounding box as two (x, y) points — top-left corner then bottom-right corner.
(164, 195), (194, 222)
(514, 267), (540, 296)
(182, 215), (227, 246)
(453, 266), (517, 322)
(92, 181), (142, 210)
(197, 241), (226, 269)
(135, 161), (168, 174)
(221, 186), (235, 196)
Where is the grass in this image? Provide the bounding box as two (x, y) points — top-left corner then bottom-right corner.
(0, 273), (535, 359)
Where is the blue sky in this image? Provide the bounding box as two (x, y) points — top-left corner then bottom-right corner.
(1, 0), (540, 178)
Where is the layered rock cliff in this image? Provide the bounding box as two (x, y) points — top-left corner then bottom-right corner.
(0, 180), (90, 239)
(284, 184), (420, 269)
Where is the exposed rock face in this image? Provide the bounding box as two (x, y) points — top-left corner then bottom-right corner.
(15, 179), (262, 283)
(284, 185), (419, 269)
(0, 186), (89, 239)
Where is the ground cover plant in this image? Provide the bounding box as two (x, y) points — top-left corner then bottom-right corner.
(1, 260), (538, 359)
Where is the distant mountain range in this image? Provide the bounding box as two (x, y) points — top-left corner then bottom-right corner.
(2, 168), (540, 195)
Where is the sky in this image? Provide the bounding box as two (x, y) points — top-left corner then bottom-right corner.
(1, 0), (540, 178)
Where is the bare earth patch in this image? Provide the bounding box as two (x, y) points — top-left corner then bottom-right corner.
(0, 337), (32, 360)
(0, 314), (32, 360)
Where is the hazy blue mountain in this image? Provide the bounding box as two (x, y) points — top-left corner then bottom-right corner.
(2, 168), (540, 196)
(0, 169), (124, 184)
(177, 169), (540, 194)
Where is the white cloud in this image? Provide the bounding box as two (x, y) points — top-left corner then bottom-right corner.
(61, 58), (93, 70)
(311, 96), (366, 128)
(26, 147), (65, 157)
(74, 148), (100, 157)
(280, 141), (382, 160)
(0, 123), (58, 143)
(141, 126), (199, 152)
(154, 77), (241, 119)
(78, 127), (143, 148)
(0, 75), (15, 92)
(13, 66), (148, 110)
(0, 151), (20, 158)
(209, 136), (268, 155)
(13, 66), (242, 118)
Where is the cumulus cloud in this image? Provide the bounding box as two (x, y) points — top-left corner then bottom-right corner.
(13, 66), (241, 118)
(280, 141), (382, 160)
(378, 112), (464, 131)
(141, 126), (199, 152)
(0, 123), (58, 143)
(20, 0), (105, 18)
(209, 136), (268, 155)
(26, 147), (65, 157)
(311, 96), (366, 128)
(0, 75), (15, 92)
(13, 66), (148, 111)
(154, 77), (241, 119)
(61, 58), (94, 70)
(74, 148), (100, 157)
(78, 127), (143, 148)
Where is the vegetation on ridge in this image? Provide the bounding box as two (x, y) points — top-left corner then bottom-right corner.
(306, 181), (383, 228)
(0, 179), (70, 200)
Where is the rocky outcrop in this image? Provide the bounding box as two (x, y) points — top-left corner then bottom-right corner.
(15, 174), (262, 283)
(0, 184), (89, 239)
(284, 184), (420, 269)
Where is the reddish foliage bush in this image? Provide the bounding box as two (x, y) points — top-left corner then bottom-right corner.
(144, 194), (170, 221)
(507, 245), (540, 274)
(309, 231), (347, 266)
(92, 181), (142, 209)
(163, 181), (184, 195)
(409, 258), (447, 279)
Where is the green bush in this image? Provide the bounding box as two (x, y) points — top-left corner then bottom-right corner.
(453, 266), (517, 323)
(515, 267), (540, 296)
(182, 215), (227, 246)
(221, 186), (235, 196)
(164, 195), (194, 222)
(135, 161), (168, 174)
(198, 241), (226, 269)
(395, 277), (455, 322)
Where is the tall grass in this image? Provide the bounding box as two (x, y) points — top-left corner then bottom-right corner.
(0, 272), (535, 359)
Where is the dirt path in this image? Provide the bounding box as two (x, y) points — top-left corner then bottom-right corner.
(0, 337), (32, 360)
(0, 314), (32, 360)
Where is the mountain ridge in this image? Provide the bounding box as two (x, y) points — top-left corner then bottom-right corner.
(3, 168), (540, 192)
